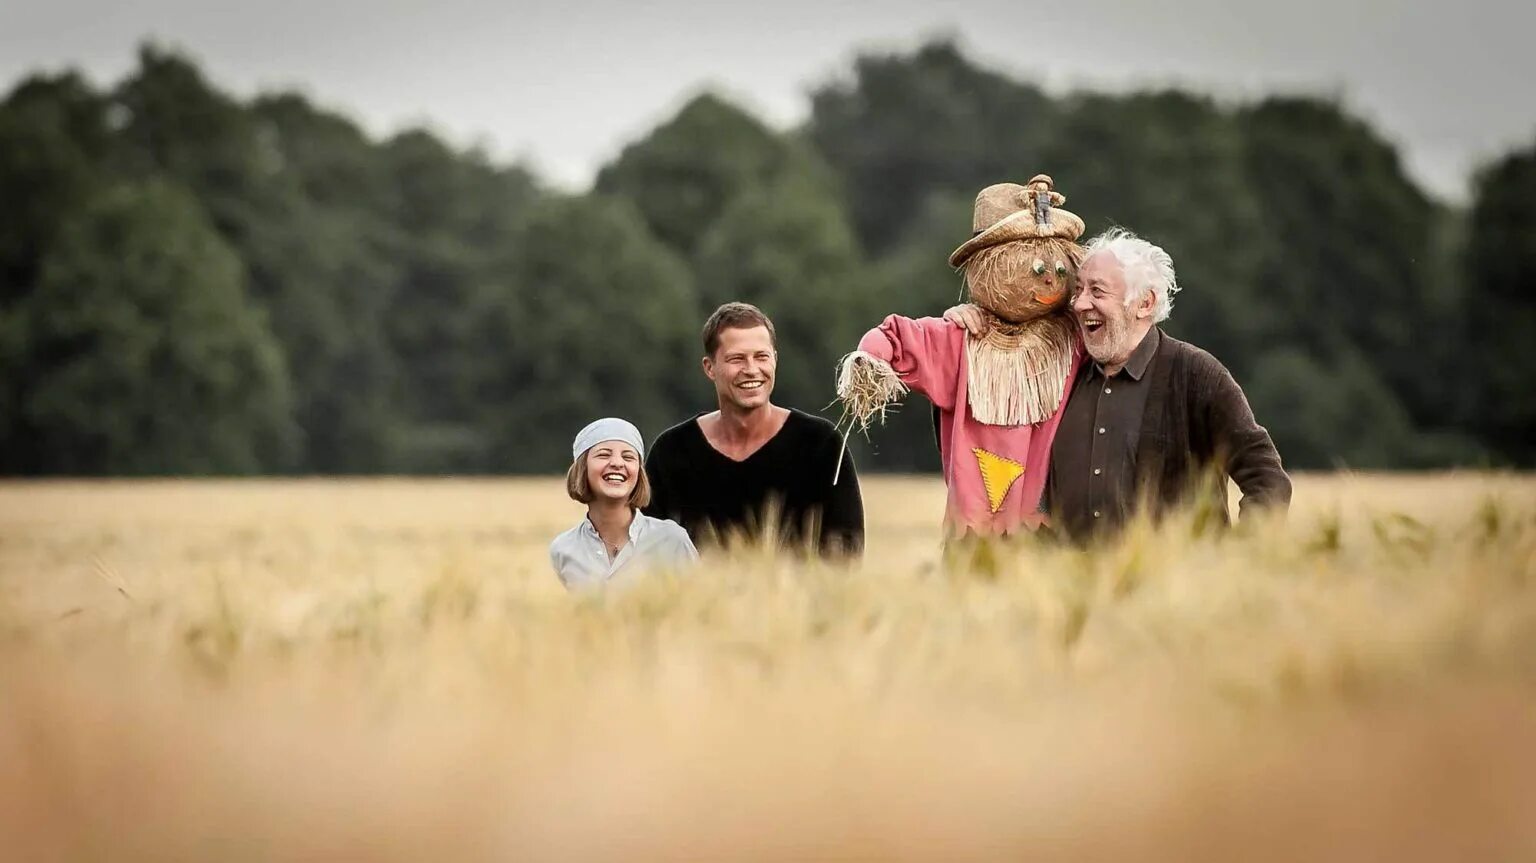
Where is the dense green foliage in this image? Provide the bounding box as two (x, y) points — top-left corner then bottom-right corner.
(1, 41), (1528, 474)
(1463, 140), (1536, 466)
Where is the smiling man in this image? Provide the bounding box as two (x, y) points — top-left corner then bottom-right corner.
(643, 302), (863, 557)
(948, 227), (1291, 541)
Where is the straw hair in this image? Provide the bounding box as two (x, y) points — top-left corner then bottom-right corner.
(566, 453), (652, 509)
(834, 351), (910, 435)
(964, 312), (1077, 426)
(831, 351), (911, 485)
(965, 237), (1085, 323)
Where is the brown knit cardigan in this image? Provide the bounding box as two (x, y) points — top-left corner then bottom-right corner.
(1131, 329), (1292, 526)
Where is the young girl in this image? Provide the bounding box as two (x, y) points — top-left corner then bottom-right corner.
(549, 418), (698, 590)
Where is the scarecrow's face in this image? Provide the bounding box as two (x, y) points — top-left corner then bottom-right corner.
(965, 240), (1077, 324)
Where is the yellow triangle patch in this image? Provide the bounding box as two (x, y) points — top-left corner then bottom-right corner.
(973, 448), (1025, 513)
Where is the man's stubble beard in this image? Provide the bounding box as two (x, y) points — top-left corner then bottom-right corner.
(1084, 312), (1133, 367)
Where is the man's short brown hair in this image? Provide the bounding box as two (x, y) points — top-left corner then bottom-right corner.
(702, 302), (777, 357)
(566, 451), (652, 509)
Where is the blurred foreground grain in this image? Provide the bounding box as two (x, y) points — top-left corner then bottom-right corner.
(1, 473), (1533, 861)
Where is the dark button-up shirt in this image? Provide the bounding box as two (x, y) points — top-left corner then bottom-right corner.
(1048, 327), (1160, 540)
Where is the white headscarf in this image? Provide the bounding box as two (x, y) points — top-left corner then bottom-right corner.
(571, 417), (645, 462)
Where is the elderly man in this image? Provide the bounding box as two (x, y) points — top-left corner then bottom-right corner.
(946, 227), (1290, 541)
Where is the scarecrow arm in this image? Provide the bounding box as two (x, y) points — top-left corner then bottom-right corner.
(851, 315), (963, 410)
(834, 314), (966, 436)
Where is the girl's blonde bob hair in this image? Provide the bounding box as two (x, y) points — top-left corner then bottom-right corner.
(566, 449), (652, 509)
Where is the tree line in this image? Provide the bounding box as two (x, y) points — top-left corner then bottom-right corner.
(1, 40), (1531, 475)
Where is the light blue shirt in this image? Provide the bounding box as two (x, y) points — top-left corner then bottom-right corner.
(548, 510), (698, 591)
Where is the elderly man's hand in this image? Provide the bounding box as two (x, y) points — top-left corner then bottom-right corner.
(942, 303), (989, 337)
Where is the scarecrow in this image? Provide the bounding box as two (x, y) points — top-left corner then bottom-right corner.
(836, 174), (1083, 535)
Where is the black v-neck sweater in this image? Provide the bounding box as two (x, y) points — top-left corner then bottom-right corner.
(642, 408), (863, 557)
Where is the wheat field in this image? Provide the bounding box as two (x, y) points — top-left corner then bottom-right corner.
(2, 473), (1535, 861)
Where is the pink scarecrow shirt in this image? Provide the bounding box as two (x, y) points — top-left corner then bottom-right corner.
(857, 314), (1082, 536)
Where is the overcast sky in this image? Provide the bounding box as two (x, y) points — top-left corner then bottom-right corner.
(4, 0), (1532, 200)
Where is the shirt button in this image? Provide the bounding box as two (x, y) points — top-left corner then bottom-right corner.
(1098, 427), (1106, 434)
(1093, 468), (1102, 476)
(1093, 511), (1102, 519)
(1104, 387), (1112, 394)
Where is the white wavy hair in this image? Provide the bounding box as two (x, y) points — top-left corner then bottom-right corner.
(1081, 227), (1180, 323)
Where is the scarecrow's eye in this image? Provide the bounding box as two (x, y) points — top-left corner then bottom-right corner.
(1055, 262), (1069, 276)
(1031, 259), (1046, 276)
